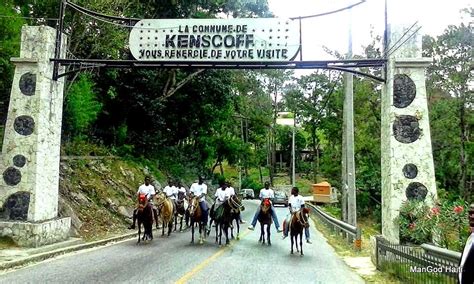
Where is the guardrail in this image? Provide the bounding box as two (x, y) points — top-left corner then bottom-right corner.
(421, 243), (461, 264)
(307, 203), (362, 250)
(375, 236), (461, 283)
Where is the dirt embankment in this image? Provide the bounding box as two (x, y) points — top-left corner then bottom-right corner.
(58, 158), (161, 241)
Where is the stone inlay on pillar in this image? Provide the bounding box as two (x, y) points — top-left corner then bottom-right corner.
(403, 163), (418, 179)
(405, 182), (428, 201)
(2, 167), (22, 186)
(13, 115), (35, 136)
(1, 192), (30, 220)
(393, 115), (421, 143)
(19, 72), (36, 96)
(393, 74), (416, 108)
(13, 155), (26, 167)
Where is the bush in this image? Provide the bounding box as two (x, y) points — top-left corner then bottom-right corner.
(399, 199), (470, 251)
(241, 177), (262, 196)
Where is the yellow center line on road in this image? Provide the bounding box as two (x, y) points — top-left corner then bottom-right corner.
(175, 229), (252, 284)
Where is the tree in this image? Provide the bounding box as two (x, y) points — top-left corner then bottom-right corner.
(0, 1), (24, 124)
(424, 11), (473, 200)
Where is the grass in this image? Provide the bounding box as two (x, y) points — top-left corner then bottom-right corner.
(380, 261), (453, 283)
(312, 208), (401, 283)
(0, 236), (17, 249)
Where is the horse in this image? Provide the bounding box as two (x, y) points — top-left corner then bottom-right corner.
(257, 198), (273, 246)
(136, 194), (154, 244)
(154, 192), (175, 237)
(174, 194), (187, 232)
(290, 207), (310, 256)
(227, 194), (244, 240)
(188, 196), (207, 244)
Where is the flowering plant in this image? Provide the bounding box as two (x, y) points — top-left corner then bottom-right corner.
(399, 199), (469, 251)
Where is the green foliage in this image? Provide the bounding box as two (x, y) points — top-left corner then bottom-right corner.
(63, 139), (110, 156)
(64, 74), (102, 138)
(0, 1), (24, 123)
(241, 177), (262, 193)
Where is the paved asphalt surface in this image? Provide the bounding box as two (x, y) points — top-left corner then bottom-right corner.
(0, 200), (363, 284)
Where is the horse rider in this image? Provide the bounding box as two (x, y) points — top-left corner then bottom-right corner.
(248, 181), (283, 233)
(176, 181), (187, 201)
(282, 186), (311, 244)
(163, 180), (178, 208)
(225, 181), (245, 224)
(212, 181), (229, 220)
(128, 176), (157, 230)
(189, 176), (209, 228)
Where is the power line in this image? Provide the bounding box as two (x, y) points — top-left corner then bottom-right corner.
(386, 25), (422, 58)
(289, 0), (366, 20)
(383, 21), (418, 57)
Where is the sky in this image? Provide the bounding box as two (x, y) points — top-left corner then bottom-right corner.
(267, 0), (472, 60)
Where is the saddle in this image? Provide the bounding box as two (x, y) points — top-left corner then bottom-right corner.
(138, 194), (148, 209)
(260, 198), (272, 213)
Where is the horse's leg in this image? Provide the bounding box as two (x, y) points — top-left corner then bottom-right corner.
(300, 232), (304, 256)
(149, 222), (153, 240)
(236, 217), (240, 240)
(191, 220), (195, 244)
(225, 223), (230, 245)
(179, 216), (183, 232)
(174, 215), (177, 231)
(261, 223), (266, 245)
(258, 222), (263, 243)
(207, 218), (213, 236)
(291, 234), (294, 254)
(267, 224), (271, 246)
(137, 221), (141, 244)
(167, 220), (172, 237)
(215, 221), (219, 244)
(296, 233), (300, 252)
(162, 219), (165, 236)
(199, 222), (204, 244)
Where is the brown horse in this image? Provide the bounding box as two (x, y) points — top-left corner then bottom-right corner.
(258, 198), (273, 246)
(290, 207), (310, 256)
(136, 195), (154, 244)
(154, 192), (175, 237)
(188, 196), (207, 244)
(174, 196), (187, 232)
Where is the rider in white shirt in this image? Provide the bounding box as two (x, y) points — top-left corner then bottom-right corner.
(129, 176), (157, 230)
(189, 176), (209, 225)
(163, 181), (178, 200)
(215, 182), (228, 207)
(248, 182), (282, 232)
(282, 187), (311, 244)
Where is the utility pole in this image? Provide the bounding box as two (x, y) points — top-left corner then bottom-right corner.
(342, 85), (348, 222)
(292, 115), (296, 187)
(239, 117), (244, 190)
(345, 4), (357, 226)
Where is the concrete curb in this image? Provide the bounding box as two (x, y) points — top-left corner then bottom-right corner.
(0, 231), (138, 271)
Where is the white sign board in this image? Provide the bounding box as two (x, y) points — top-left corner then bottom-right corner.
(129, 18), (300, 62)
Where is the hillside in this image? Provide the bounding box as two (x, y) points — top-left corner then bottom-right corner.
(58, 157), (163, 241)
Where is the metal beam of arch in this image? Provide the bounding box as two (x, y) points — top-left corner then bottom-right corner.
(52, 58), (386, 82)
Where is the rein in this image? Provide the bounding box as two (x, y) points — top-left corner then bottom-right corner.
(228, 196), (243, 211)
(295, 210), (309, 227)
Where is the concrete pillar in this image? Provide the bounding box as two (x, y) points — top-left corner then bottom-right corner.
(381, 24), (437, 243)
(0, 26), (70, 247)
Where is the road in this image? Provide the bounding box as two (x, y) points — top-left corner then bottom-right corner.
(0, 200), (363, 284)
